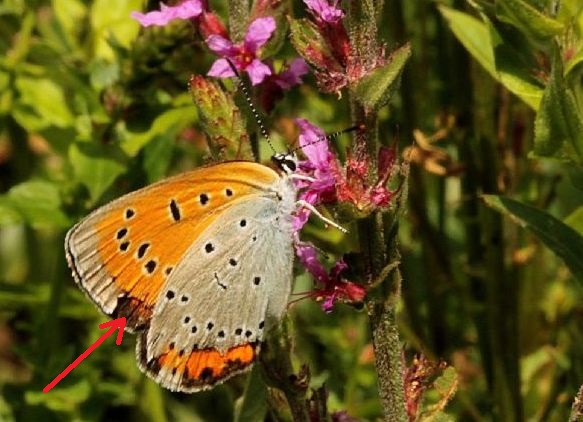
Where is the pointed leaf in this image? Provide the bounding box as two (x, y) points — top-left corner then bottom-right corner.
(0, 181), (69, 227)
(483, 195), (583, 283)
(235, 365), (267, 422)
(439, 5), (543, 109)
(352, 43), (411, 112)
(534, 46), (583, 161)
(496, 0), (564, 40)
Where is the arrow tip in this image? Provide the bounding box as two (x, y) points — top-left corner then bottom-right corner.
(99, 317), (126, 345)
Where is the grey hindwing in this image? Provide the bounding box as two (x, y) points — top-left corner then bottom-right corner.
(144, 196), (295, 362)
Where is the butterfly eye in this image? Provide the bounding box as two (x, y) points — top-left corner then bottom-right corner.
(119, 241), (130, 252)
(239, 219), (247, 227)
(199, 193), (209, 205)
(206, 321), (214, 331)
(218, 330), (225, 338)
(184, 316), (191, 324)
(253, 276), (261, 286)
(235, 328), (243, 335)
(165, 290), (175, 300)
(225, 188), (233, 197)
(229, 258), (238, 267)
(205, 242), (215, 253)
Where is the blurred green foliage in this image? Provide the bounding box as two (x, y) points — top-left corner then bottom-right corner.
(0, 0), (582, 421)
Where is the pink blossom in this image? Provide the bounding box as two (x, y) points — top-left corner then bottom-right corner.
(295, 243), (365, 313)
(131, 0), (203, 27)
(292, 119), (339, 231)
(304, 0), (345, 24)
(206, 17), (276, 85)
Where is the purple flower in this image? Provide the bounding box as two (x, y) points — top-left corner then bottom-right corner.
(292, 119), (340, 231)
(304, 0), (345, 24)
(295, 243), (365, 313)
(273, 58), (310, 90)
(131, 0), (203, 27)
(206, 17), (276, 85)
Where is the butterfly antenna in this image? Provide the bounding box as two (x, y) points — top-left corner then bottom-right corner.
(226, 59), (276, 154)
(291, 123), (364, 153)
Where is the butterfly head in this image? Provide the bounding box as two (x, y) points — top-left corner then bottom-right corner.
(271, 153), (298, 174)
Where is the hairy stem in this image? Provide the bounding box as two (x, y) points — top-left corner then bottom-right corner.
(228, 0), (250, 42)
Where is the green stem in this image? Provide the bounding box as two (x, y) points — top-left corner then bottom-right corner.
(228, 0), (250, 42)
(351, 78), (407, 422)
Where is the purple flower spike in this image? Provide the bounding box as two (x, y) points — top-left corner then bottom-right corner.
(292, 119), (340, 231)
(131, 0), (203, 27)
(304, 0), (345, 24)
(206, 17), (276, 85)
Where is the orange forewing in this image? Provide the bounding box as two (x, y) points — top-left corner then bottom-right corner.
(66, 162), (279, 331)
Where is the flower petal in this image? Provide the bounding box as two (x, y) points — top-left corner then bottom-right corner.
(245, 59), (272, 85)
(295, 243), (328, 284)
(304, 0), (344, 24)
(206, 34), (236, 55)
(275, 58), (310, 89)
(131, 0), (202, 27)
(296, 118), (329, 166)
(207, 58), (237, 78)
(244, 16), (276, 51)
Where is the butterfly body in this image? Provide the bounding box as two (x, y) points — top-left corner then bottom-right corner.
(65, 161), (297, 391)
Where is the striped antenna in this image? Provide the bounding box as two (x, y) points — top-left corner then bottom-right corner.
(290, 124), (364, 153)
(225, 60), (276, 154)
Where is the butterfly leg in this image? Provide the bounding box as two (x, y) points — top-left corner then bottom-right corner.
(288, 174), (317, 183)
(296, 200), (348, 233)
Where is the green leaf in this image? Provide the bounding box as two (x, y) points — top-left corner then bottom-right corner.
(496, 0), (564, 40)
(439, 6), (497, 76)
(439, 5), (543, 109)
(120, 100), (194, 158)
(352, 43), (411, 112)
(564, 206), (583, 235)
(69, 142), (128, 204)
(483, 195), (583, 283)
(235, 366), (268, 422)
(143, 135), (175, 184)
(488, 23), (545, 109)
(534, 46), (583, 161)
(0, 181), (69, 228)
(25, 379), (90, 412)
(13, 77), (75, 130)
(90, 0), (141, 60)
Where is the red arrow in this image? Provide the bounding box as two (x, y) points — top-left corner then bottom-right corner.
(43, 317), (126, 393)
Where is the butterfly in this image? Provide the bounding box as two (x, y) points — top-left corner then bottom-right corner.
(64, 152), (312, 392)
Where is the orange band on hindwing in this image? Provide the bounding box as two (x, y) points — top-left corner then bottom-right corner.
(151, 342), (258, 390)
